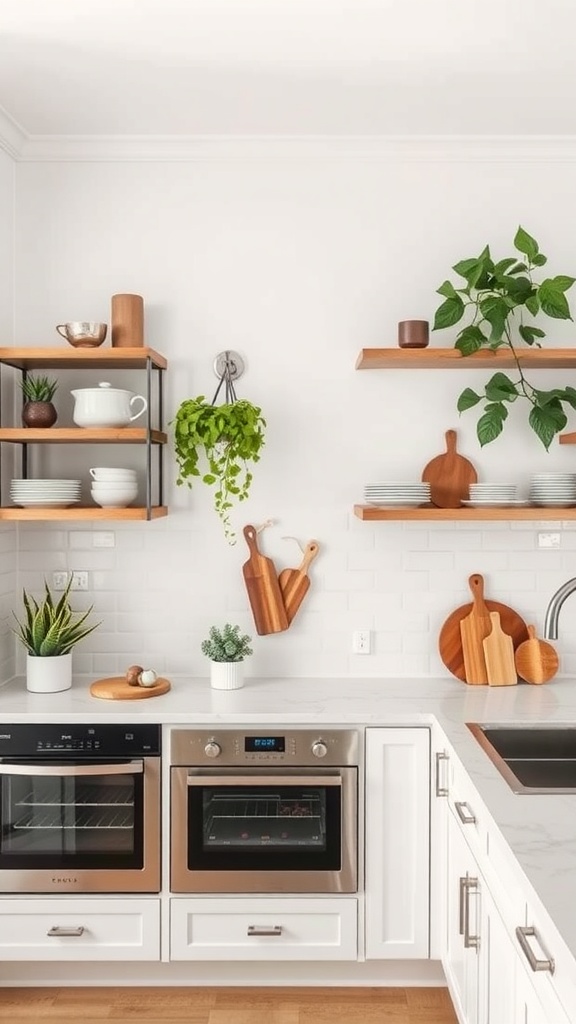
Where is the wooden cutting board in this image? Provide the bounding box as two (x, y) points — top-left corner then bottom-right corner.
(242, 524), (289, 635)
(514, 625), (559, 684)
(483, 612), (517, 686)
(459, 574), (492, 684)
(278, 540), (320, 624)
(421, 429), (477, 508)
(439, 579), (528, 682)
(90, 676), (171, 700)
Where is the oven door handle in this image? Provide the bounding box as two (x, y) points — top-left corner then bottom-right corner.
(186, 775), (342, 787)
(0, 762), (143, 777)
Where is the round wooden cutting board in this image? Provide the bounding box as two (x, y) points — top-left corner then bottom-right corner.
(90, 676), (171, 700)
(439, 602), (528, 682)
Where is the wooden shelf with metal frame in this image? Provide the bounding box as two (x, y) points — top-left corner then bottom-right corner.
(0, 347), (168, 522)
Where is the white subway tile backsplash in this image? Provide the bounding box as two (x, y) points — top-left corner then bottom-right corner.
(403, 551), (454, 571)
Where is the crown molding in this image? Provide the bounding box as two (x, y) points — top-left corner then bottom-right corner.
(4, 131), (576, 163)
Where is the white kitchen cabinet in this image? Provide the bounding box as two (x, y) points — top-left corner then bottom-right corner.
(0, 897), (160, 960)
(169, 897), (358, 961)
(444, 808), (482, 1024)
(364, 727), (430, 959)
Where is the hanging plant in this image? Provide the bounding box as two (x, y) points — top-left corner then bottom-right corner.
(172, 394), (266, 544)
(432, 226), (576, 449)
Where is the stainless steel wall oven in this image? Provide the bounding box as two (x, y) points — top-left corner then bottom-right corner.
(170, 728), (358, 893)
(0, 723), (161, 893)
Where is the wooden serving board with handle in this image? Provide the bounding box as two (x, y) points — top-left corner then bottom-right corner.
(242, 524), (289, 635)
(421, 428), (477, 508)
(459, 574), (492, 684)
(483, 612), (517, 686)
(90, 676), (171, 700)
(514, 625), (559, 684)
(438, 575), (528, 682)
(278, 540), (319, 624)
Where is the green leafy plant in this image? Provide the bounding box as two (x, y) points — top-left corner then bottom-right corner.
(19, 374), (58, 403)
(201, 623), (253, 662)
(432, 226), (576, 449)
(172, 396), (266, 543)
(12, 575), (100, 657)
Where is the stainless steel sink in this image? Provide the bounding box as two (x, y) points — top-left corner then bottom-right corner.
(467, 723), (576, 794)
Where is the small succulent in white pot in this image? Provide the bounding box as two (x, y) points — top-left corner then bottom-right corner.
(201, 623), (253, 690)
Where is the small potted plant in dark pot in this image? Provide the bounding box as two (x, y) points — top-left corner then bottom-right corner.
(13, 574), (100, 692)
(19, 374), (59, 428)
(201, 623), (253, 690)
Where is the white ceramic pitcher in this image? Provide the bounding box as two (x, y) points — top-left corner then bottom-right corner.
(71, 381), (148, 427)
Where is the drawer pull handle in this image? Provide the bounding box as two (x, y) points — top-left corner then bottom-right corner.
(455, 801), (476, 825)
(247, 925), (282, 937)
(435, 751), (449, 797)
(515, 926), (555, 974)
(461, 876), (480, 950)
(47, 926), (85, 938)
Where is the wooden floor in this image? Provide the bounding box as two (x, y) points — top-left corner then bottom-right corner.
(0, 986), (458, 1024)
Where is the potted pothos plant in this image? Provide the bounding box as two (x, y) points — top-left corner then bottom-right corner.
(201, 623), (253, 690)
(432, 226), (576, 449)
(172, 395), (266, 543)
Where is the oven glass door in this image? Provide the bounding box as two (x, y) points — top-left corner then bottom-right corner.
(0, 759), (144, 871)
(187, 773), (342, 872)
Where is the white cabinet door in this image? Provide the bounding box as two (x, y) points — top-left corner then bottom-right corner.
(365, 727), (430, 959)
(481, 881), (518, 1024)
(514, 955), (571, 1024)
(444, 810), (481, 1024)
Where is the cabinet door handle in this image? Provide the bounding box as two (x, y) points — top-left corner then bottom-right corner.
(247, 925), (282, 937)
(515, 926), (555, 974)
(455, 800), (476, 825)
(462, 877), (480, 950)
(435, 751), (449, 797)
(47, 926), (85, 938)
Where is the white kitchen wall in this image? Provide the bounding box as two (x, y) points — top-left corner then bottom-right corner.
(0, 146), (17, 682)
(9, 140), (576, 680)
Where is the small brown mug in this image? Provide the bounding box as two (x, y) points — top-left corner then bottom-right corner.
(398, 320), (429, 349)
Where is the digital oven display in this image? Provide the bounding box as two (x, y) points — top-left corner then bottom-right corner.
(245, 736), (285, 753)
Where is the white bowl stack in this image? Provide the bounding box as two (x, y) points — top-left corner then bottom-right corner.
(464, 483), (518, 507)
(10, 478), (81, 508)
(90, 468), (138, 508)
(529, 473), (576, 507)
(364, 482), (431, 507)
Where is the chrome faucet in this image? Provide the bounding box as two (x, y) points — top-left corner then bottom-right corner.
(543, 577), (576, 639)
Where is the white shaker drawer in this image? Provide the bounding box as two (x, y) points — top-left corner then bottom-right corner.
(170, 897), (358, 961)
(0, 897), (160, 961)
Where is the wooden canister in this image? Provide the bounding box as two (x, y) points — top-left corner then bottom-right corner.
(398, 319), (429, 348)
(111, 294), (144, 348)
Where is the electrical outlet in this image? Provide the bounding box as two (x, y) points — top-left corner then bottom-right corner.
(52, 571), (89, 591)
(538, 532), (561, 549)
(352, 630), (371, 654)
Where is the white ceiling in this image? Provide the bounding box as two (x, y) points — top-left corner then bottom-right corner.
(1, 0), (575, 138)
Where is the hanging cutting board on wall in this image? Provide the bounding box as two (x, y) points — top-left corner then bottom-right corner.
(242, 524), (289, 635)
(278, 541), (319, 624)
(421, 429), (477, 508)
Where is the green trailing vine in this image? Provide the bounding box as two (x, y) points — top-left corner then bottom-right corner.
(172, 396), (266, 543)
(432, 226), (576, 449)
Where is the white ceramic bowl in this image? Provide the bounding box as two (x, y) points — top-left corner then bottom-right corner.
(89, 467), (137, 480)
(91, 484), (138, 508)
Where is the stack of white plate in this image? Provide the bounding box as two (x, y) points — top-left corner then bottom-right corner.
(529, 473), (576, 507)
(10, 479), (82, 509)
(462, 483), (521, 508)
(364, 482), (431, 507)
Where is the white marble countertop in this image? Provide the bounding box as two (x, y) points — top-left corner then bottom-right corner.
(2, 672), (576, 966)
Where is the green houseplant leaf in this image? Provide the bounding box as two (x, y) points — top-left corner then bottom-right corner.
(171, 395), (266, 544)
(433, 227), (576, 449)
(12, 575), (100, 657)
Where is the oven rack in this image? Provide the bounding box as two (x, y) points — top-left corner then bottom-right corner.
(13, 806), (134, 830)
(16, 784), (134, 807)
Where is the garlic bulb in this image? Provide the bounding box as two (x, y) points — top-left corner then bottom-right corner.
(138, 669), (158, 687)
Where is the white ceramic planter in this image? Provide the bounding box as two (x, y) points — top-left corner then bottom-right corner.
(26, 652), (72, 693)
(209, 661), (244, 690)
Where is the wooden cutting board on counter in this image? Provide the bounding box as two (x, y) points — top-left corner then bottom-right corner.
(483, 611), (517, 686)
(242, 524), (289, 635)
(514, 625), (559, 684)
(459, 574), (492, 684)
(421, 429), (477, 508)
(439, 574), (528, 682)
(90, 676), (171, 700)
(278, 540), (319, 624)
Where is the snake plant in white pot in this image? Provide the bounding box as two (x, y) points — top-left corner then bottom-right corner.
(12, 575), (100, 693)
(201, 623), (253, 690)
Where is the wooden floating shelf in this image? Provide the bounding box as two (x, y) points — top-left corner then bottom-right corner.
(0, 428), (167, 444)
(0, 506), (168, 522)
(354, 504), (576, 521)
(0, 346), (167, 370)
(355, 347), (576, 370)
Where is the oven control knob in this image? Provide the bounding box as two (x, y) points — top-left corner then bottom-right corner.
(311, 740), (328, 759)
(204, 740), (222, 759)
